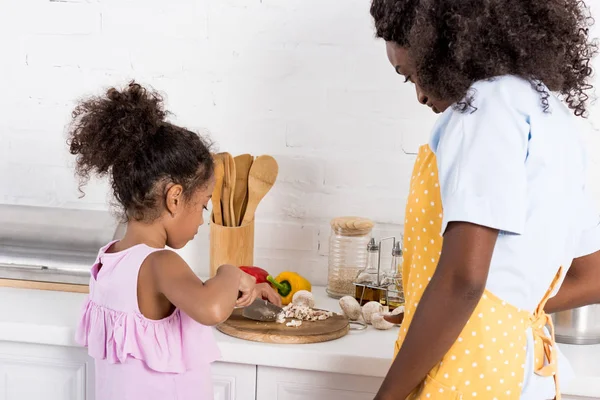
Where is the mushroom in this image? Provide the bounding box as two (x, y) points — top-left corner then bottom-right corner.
(391, 306), (405, 316)
(339, 296), (362, 320)
(371, 312), (395, 330)
(292, 290), (315, 308)
(362, 301), (384, 324)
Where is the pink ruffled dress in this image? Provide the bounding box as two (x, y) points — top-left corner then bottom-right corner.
(76, 241), (221, 400)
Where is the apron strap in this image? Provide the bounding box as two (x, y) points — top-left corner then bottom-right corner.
(530, 267), (563, 400)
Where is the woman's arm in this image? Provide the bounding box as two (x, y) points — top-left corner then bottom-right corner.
(544, 250), (600, 314)
(375, 222), (498, 400)
(148, 250), (254, 326)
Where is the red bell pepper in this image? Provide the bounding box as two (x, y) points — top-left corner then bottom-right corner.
(239, 266), (269, 284)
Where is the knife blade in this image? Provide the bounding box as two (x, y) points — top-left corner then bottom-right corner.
(242, 298), (284, 322)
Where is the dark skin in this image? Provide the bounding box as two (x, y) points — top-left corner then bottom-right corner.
(377, 43), (600, 399)
(377, 222), (498, 400)
(108, 180), (281, 325)
(544, 250), (600, 314)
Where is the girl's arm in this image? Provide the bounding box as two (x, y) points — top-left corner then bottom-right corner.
(375, 222), (498, 400)
(544, 250), (600, 314)
(148, 250), (254, 326)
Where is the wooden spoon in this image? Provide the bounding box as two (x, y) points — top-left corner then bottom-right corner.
(241, 155), (278, 226)
(211, 154), (225, 226)
(227, 154), (237, 227)
(220, 152), (235, 227)
(233, 154), (253, 226)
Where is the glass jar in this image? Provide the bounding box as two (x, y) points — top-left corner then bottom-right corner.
(326, 216), (374, 298)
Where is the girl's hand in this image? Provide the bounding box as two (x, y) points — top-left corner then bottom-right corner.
(257, 282), (282, 307)
(235, 272), (257, 307)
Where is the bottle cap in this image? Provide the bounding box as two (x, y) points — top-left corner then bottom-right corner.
(367, 237), (379, 251)
(391, 241), (402, 256)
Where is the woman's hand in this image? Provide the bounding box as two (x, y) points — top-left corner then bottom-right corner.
(383, 313), (404, 325)
(257, 282), (282, 307)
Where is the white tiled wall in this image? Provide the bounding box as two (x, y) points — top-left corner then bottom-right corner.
(2, 0), (600, 284)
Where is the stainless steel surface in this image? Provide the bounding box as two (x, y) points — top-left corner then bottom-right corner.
(0, 204), (125, 283)
(0, 263), (90, 285)
(242, 299), (284, 322)
(552, 304), (600, 345)
(349, 321), (367, 331)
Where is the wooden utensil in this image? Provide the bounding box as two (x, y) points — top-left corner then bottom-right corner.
(211, 154), (225, 226)
(241, 155), (278, 226)
(220, 153), (235, 227)
(232, 154), (253, 226)
(227, 154), (237, 227)
(217, 308), (349, 344)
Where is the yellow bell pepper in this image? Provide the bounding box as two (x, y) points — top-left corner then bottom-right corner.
(267, 272), (312, 305)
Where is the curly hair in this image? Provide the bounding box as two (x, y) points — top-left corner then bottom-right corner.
(370, 0), (597, 116)
(68, 82), (214, 221)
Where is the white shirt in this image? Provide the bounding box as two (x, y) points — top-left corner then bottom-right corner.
(429, 76), (600, 399)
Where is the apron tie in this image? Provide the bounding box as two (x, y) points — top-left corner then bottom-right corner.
(530, 310), (558, 376)
(530, 267), (563, 399)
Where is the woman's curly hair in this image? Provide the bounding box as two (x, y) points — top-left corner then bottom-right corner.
(370, 0), (597, 116)
(68, 82), (214, 221)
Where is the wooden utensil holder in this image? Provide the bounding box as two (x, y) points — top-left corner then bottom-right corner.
(209, 216), (255, 277)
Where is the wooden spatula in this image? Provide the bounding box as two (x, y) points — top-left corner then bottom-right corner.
(233, 154), (253, 226)
(211, 154), (225, 226)
(220, 152), (235, 227)
(241, 155), (278, 226)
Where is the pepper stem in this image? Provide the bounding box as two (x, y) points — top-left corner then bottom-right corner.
(267, 275), (291, 296)
(267, 275), (285, 290)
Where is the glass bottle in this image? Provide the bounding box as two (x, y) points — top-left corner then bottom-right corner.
(383, 241), (405, 310)
(354, 238), (384, 305)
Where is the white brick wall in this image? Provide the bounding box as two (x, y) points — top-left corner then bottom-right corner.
(2, 0), (600, 285)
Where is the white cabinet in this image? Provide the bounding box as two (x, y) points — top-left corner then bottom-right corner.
(0, 342), (92, 400)
(256, 366), (383, 400)
(3, 341), (594, 400)
(212, 362), (256, 400)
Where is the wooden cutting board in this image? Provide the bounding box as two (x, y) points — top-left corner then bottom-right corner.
(217, 308), (350, 344)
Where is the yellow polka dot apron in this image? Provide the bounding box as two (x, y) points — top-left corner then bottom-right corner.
(395, 145), (562, 400)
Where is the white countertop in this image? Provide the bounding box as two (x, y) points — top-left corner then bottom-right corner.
(2, 286), (600, 397)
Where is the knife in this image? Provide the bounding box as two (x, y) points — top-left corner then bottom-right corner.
(242, 298), (284, 322)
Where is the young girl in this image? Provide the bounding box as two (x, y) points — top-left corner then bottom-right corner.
(370, 0), (600, 399)
(69, 82), (280, 400)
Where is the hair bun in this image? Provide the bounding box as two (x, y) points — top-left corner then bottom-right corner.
(104, 82), (167, 143)
(68, 81), (168, 181)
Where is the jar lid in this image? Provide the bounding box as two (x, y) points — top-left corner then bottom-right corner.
(330, 217), (374, 236)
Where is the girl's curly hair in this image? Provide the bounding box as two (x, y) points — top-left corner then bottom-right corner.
(371, 0), (597, 116)
(68, 82), (214, 221)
